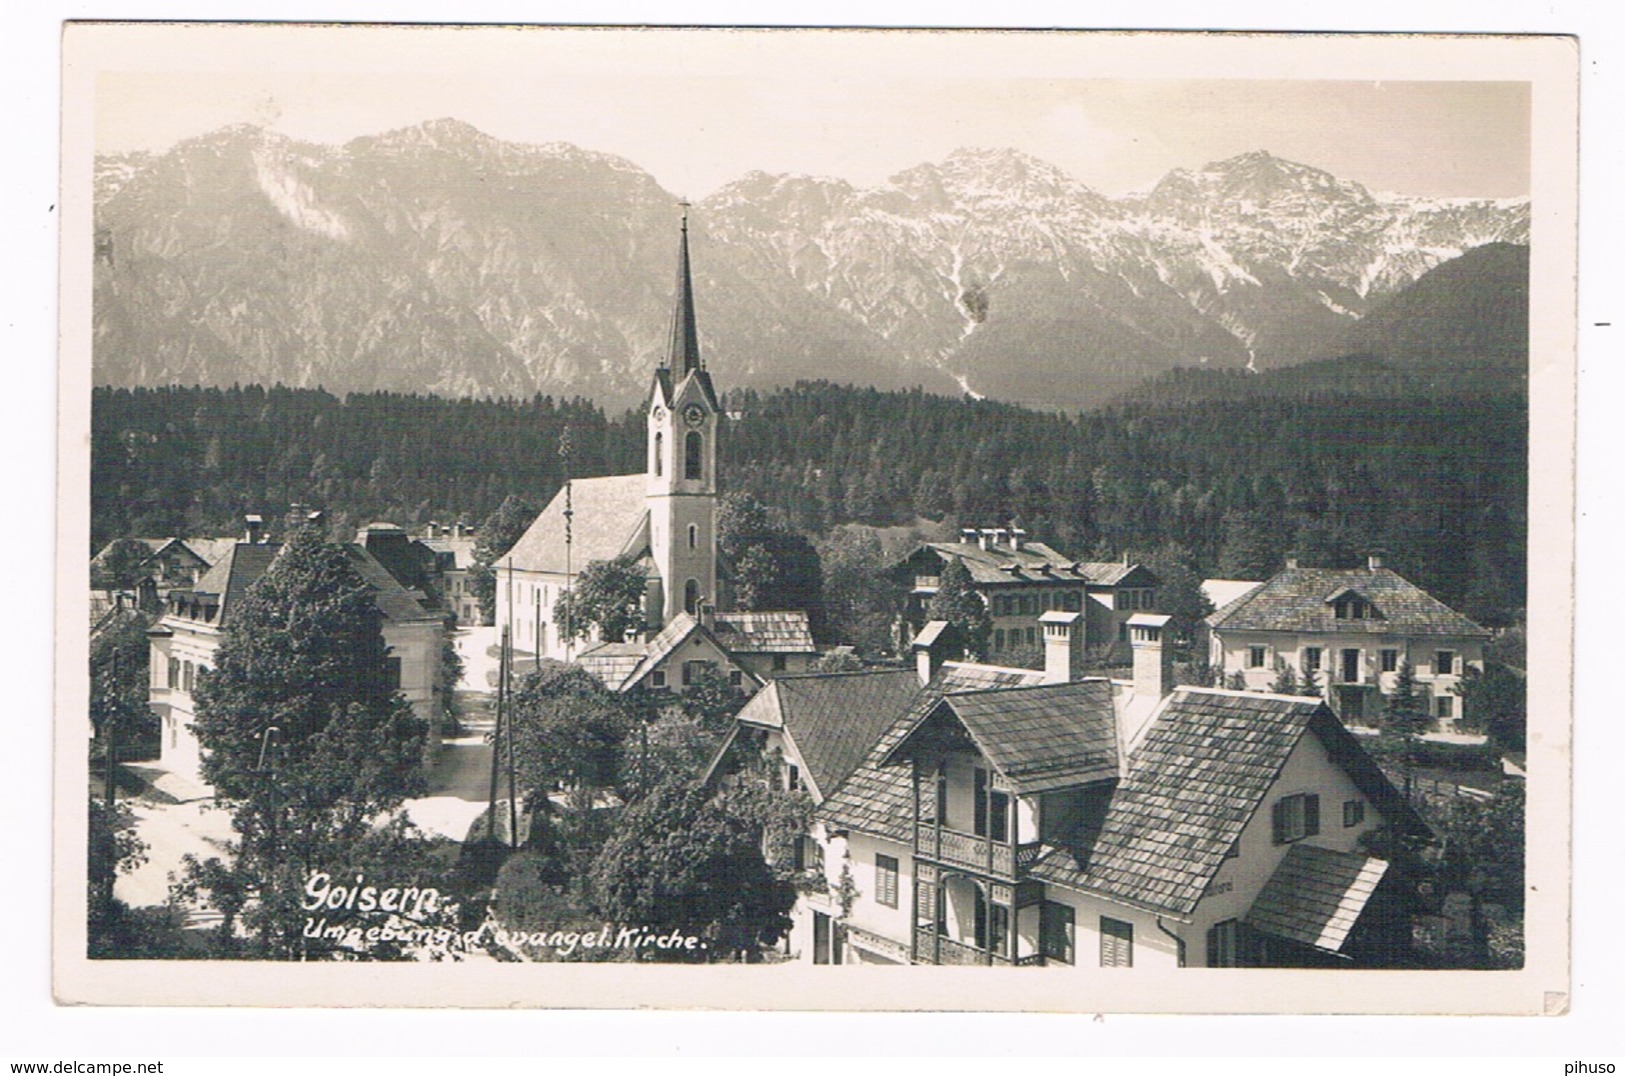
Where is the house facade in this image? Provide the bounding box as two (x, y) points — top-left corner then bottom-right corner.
(1206, 555), (1491, 726)
(720, 612), (1425, 969)
(898, 528), (1158, 662)
(146, 531), (445, 782)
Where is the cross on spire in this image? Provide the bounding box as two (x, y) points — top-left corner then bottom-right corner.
(665, 203), (701, 378)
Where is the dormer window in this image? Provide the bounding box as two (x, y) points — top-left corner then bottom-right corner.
(1330, 590), (1379, 620)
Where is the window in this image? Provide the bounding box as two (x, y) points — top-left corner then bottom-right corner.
(687, 523), (698, 550)
(1343, 799), (1366, 828)
(1026, 626), (1036, 646)
(182, 661), (194, 694)
(1340, 648), (1361, 683)
(729, 670), (743, 688)
(385, 657), (403, 692)
(684, 431), (703, 480)
(875, 854), (899, 908)
(1100, 916), (1134, 968)
(1064, 591), (1082, 611)
(1381, 648), (1399, 673)
(786, 764), (800, 793)
(772, 653), (787, 672)
(1041, 902), (1075, 965)
(1207, 919), (1238, 968)
(1271, 792), (1321, 845)
(1435, 650), (1456, 677)
(974, 889), (1009, 953)
(653, 431), (663, 477)
(1302, 647), (1322, 675)
(934, 763), (949, 827)
(1436, 695), (1454, 720)
(1248, 646), (1267, 669)
(994, 628), (1006, 651)
(1118, 623), (1128, 642)
(650, 669), (667, 689)
(795, 835), (824, 875)
(1334, 597), (1376, 620)
(167, 657), (179, 689)
(684, 578), (700, 616)
(682, 659), (713, 686)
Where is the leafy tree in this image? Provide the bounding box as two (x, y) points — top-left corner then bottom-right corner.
(471, 494), (539, 624)
(1455, 662), (1526, 751)
(810, 649), (865, 673)
(87, 796), (149, 950)
(555, 553), (647, 644)
(718, 493), (823, 624)
(507, 663), (635, 797)
(186, 525), (432, 958)
(90, 610), (157, 753)
(438, 634), (465, 731)
(925, 558), (992, 660)
(93, 538), (155, 591)
(676, 665), (749, 734)
(585, 778), (798, 961)
(1225, 670), (1248, 691)
(815, 524), (898, 654)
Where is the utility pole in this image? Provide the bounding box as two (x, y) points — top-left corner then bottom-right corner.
(560, 426), (574, 663)
(504, 626), (518, 849)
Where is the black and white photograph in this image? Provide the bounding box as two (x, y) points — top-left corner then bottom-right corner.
(53, 23), (1577, 1014)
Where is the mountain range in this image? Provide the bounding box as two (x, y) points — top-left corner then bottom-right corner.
(92, 118), (1529, 411)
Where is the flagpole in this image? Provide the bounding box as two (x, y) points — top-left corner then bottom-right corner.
(560, 426), (574, 664)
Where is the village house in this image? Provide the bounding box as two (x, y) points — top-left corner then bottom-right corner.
(146, 519), (446, 783)
(712, 611), (1426, 968)
(897, 529), (1159, 661)
(494, 214), (814, 689)
(419, 521), (480, 624)
(1205, 554), (1491, 726)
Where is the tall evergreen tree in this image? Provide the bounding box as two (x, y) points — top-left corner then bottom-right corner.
(470, 494), (539, 624)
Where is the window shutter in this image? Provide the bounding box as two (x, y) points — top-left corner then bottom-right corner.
(1271, 799), (1287, 845)
(1304, 794), (1320, 837)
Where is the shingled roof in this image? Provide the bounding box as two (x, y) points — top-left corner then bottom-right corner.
(1206, 566), (1488, 637)
(884, 680), (1118, 795)
(502, 474), (651, 577)
(712, 611), (817, 654)
(737, 669), (921, 802)
(819, 662), (1047, 841)
(1245, 844), (1389, 953)
(189, 543), (281, 627)
(576, 641), (648, 691)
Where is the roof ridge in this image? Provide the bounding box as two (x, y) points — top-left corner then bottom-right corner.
(945, 677), (1111, 701)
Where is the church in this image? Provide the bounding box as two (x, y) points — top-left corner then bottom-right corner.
(494, 215), (816, 691)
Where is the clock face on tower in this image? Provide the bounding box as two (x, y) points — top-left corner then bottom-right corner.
(683, 403), (706, 428)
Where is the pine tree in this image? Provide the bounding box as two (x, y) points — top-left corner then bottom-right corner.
(1385, 658), (1431, 738)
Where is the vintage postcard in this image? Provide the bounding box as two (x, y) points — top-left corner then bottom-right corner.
(55, 23), (1577, 1013)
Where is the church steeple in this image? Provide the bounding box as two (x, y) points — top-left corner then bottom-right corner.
(665, 204), (702, 379)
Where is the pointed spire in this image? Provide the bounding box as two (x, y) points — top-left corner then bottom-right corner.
(665, 203), (702, 379)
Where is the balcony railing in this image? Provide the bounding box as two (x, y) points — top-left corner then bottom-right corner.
(914, 822), (1043, 881)
(913, 927), (1012, 966)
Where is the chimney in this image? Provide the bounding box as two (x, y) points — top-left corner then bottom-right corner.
(960, 528), (978, 545)
(1284, 554), (1299, 570)
(912, 620), (954, 686)
(992, 527), (1009, 548)
(1128, 613), (1175, 703)
(243, 515), (263, 544)
(978, 528), (995, 551)
(1040, 610), (1083, 684)
(1367, 551), (1386, 571)
(1010, 528), (1027, 552)
(699, 600), (715, 632)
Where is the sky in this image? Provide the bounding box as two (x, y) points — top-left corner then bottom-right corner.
(89, 25), (1531, 200)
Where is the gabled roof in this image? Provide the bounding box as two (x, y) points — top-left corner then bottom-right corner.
(736, 669), (921, 802)
(1245, 844), (1389, 953)
(712, 610), (817, 654)
(340, 544), (444, 625)
(1206, 566), (1488, 637)
(189, 543), (281, 627)
(610, 612), (751, 692)
(883, 680), (1118, 796)
(818, 662), (1047, 840)
(1023, 688), (1414, 920)
(502, 474), (651, 577)
(576, 641), (649, 691)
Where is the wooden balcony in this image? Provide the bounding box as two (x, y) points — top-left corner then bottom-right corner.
(913, 927), (1011, 966)
(914, 821), (1041, 881)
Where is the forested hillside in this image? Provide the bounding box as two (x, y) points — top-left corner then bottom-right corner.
(90, 379), (1526, 626)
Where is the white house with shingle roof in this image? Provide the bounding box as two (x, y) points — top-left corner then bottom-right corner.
(718, 613), (1427, 968)
(494, 216), (814, 688)
(1206, 554), (1491, 726)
